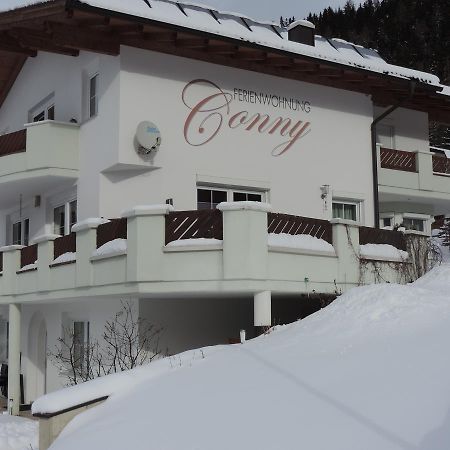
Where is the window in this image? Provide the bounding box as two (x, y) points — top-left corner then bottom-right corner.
(197, 187), (265, 210)
(54, 200), (77, 235)
(382, 217), (392, 228)
(32, 103), (55, 122)
(332, 201), (359, 222)
(402, 218), (425, 232)
(12, 219), (29, 245)
(376, 124), (395, 149)
(89, 74), (99, 118)
(233, 192), (263, 202)
(73, 321), (90, 372)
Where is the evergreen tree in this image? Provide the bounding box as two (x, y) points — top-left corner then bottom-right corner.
(286, 0), (450, 148)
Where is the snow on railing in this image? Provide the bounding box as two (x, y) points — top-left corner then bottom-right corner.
(268, 212), (333, 244)
(54, 233), (76, 261)
(359, 226), (407, 252)
(96, 218), (127, 248)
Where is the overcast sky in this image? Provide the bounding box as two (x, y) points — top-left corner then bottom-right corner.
(198, 0), (356, 22)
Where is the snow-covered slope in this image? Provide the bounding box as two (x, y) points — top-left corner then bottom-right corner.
(42, 264), (450, 450)
(0, 416), (38, 450)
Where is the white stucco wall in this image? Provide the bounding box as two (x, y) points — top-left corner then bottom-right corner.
(139, 296), (253, 356)
(97, 46), (375, 223)
(375, 106), (430, 152)
(20, 297), (138, 402)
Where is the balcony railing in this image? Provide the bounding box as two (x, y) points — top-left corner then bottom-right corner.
(0, 130), (26, 157)
(359, 226), (407, 251)
(432, 154), (450, 175)
(20, 244), (37, 269)
(268, 212), (333, 244)
(54, 233), (76, 260)
(96, 218), (127, 248)
(165, 210), (223, 245)
(380, 147), (417, 172)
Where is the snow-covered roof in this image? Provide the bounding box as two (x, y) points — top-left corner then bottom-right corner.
(0, 0), (445, 89)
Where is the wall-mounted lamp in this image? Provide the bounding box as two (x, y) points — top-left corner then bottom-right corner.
(320, 185), (330, 211)
(320, 185), (330, 199)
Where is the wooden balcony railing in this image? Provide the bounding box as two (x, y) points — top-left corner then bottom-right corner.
(96, 218), (127, 248)
(268, 213), (333, 244)
(165, 210), (223, 245)
(380, 147), (417, 172)
(20, 244), (38, 268)
(359, 226), (406, 251)
(54, 233), (76, 260)
(0, 130), (26, 157)
(432, 154), (450, 175)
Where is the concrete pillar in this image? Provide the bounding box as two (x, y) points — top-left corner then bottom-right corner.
(415, 150), (434, 191)
(218, 202), (271, 280)
(32, 234), (60, 292)
(8, 303), (21, 415)
(330, 219), (360, 291)
(0, 245), (24, 296)
(254, 290), (271, 336)
(72, 218), (109, 287)
(122, 205), (174, 282)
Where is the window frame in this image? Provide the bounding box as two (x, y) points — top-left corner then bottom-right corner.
(196, 185), (266, 210)
(380, 213), (395, 229)
(89, 73), (99, 118)
(12, 218), (29, 246)
(332, 199), (361, 222)
(53, 200), (77, 236)
(29, 95), (55, 123)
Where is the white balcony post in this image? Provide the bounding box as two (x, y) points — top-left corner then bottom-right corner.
(218, 202), (271, 280)
(254, 290), (272, 335)
(376, 143), (382, 169)
(415, 150), (434, 191)
(7, 303), (21, 415)
(0, 246), (23, 295)
(122, 205), (174, 282)
(33, 234), (60, 292)
(330, 219), (360, 291)
(72, 219), (109, 287)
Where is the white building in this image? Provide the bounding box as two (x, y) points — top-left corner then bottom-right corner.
(0, 0), (449, 414)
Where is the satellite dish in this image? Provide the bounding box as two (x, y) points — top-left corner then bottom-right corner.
(135, 121), (161, 155)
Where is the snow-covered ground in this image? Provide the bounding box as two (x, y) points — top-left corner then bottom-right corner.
(33, 260), (450, 450)
(0, 415), (38, 450)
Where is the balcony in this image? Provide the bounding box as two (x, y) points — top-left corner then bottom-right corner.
(0, 121), (79, 207)
(0, 204), (421, 304)
(377, 145), (450, 210)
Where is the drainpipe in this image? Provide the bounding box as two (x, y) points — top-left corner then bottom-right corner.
(370, 81), (416, 228)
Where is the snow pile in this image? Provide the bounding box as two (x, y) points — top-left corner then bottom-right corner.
(268, 233), (334, 254)
(92, 239), (127, 258)
(359, 243), (408, 261)
(0, 415), (38, 450)
(52, 252), (76, 265)
(18, 263), (36, 272)
(38, 264), (450, 450)
(0, 0), (444, 86)
(166, 238), (223, 248)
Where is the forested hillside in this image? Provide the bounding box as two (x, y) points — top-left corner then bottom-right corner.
(282, 0), (450, 148)
(306, 0), (450, 84)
